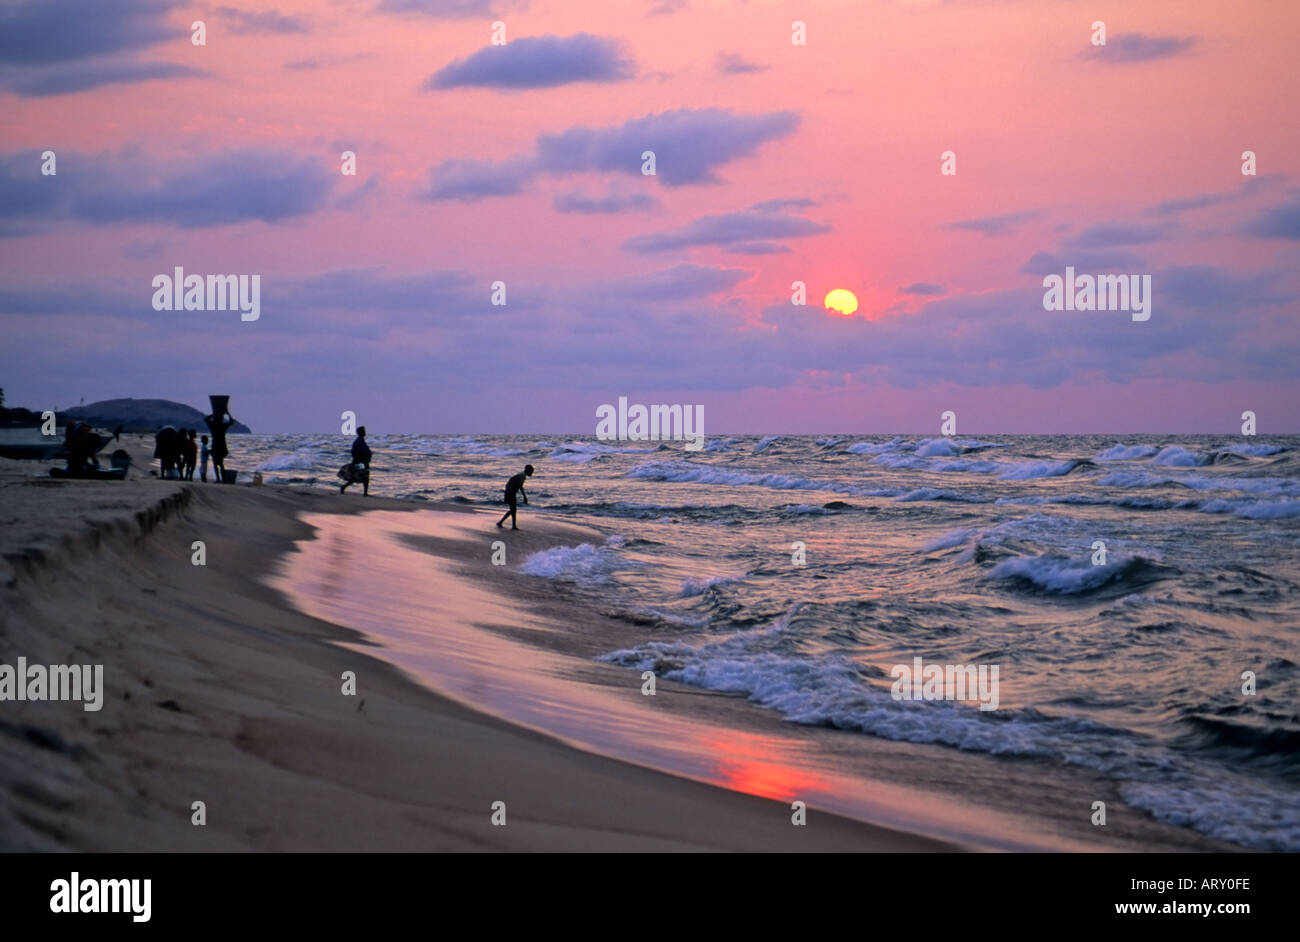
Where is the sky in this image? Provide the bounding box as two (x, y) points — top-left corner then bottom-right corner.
(1, 0), (1298, 434)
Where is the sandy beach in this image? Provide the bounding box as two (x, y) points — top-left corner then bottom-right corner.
(0, 436), (954, 852)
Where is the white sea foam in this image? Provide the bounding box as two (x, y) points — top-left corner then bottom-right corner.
(784, 503), (831, 514)
(1101, 469), (1300, 498)
(553, 441), (657, 456)
(847, 437), (906, 455)
(872, 453), (930, 470)
(1096, 443), (1160, 461)
(631, 607), (712, 629)
(1199, 498), (1300, 520)
(517, 541), (636, 585)
(987, 553), (1147, 594)
(895, 488), (988, 502)
(1152, 446), (1207, 467)
(1216, 442), (1286, 457)
(256, 452), (317, 471)
(938, 458), (1001, 473)
(923, 528), (975, 551)
(626, 459), (890, 497)
(1098, 471), (1166, 488)
(999, 459), (1082, 480)
(423, 437), (527, 457)
(914, 438), (963, 457)
(679, 574), (746, 597)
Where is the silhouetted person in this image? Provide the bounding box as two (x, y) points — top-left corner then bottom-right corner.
(151, 426), (164, 476)
(154, 426), (182, 479)
(65, 421), (100, 473)
(340, 426), (372, 496)
(496, 464), (534, 530)
(65, 421), (86, 472)
(183, 429), (198, 480)
(199, 434), (210, 482)
(204, 408), (236, 482)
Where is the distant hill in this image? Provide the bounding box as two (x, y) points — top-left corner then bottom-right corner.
(64, 398), (252, 434)
(0, 405), (63, 429)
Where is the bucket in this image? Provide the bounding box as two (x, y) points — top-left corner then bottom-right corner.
(209, 395), (230, 416)
(221, 468), (238, 485)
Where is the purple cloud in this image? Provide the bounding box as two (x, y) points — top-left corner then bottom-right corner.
(423, 157), (535, 200)
(1245, 195), (1300, 239)
(1086, 34), (1197, 64)
(215, 6), (310, 34)
(426, 108), (800, 200)
(535, 108), (800, 185)
(716, 52), (768, 74)
(751, 197), (817, 212)
(427, 34), (634, 90)
(1148, 192), (1231, 216)
(725, 242), (791, 255)
(599, 264), (752, 301)
(1019, 250), (1147, 276)
(375, 0), (502, 16)
(1063, 222), (1171, 250)
(553, 189), (657, 213)
(623, 206), (829, 254)
(0, 0), (182, 65)
(285, 53), (372, 71)
(1159, 264), (1294, 310)
(0, 149), (337, 230)
(6, 59), (205, 97)
(948, 210), (1042, 236)
(0, 0), (207, 97)
(900, 283), (945, 296)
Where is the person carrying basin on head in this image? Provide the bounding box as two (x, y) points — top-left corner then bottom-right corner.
(496, 464), (534, 530)
(340, 426), (372, 496)
(203, 405), (236, 482)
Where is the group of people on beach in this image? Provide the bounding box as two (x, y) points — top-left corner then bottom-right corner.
(154, 406), (235, 481)
(160, 405), (234, 481)
(155, 428), (206, 481)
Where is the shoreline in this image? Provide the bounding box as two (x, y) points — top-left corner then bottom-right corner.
(0, 439), (954, 851)
(283, 502), (1240, 853)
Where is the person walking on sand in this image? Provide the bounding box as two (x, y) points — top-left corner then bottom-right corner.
(340, 426), (372, 496)
(199, 434), (210, 482)
(496, 464), (534, 530)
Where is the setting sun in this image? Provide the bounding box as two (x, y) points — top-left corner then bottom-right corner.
(824, 289), (859, 316)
